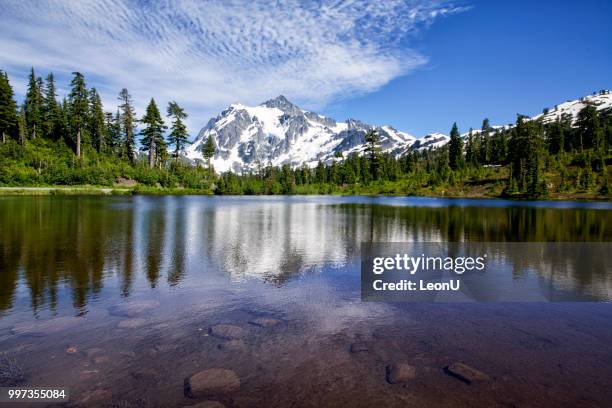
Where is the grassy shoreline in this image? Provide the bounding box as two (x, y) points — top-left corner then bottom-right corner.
(0, 184), (609, 201)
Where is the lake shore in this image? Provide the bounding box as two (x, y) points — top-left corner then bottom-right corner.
(0, 184), (608, 201)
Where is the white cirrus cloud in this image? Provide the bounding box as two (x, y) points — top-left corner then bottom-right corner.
(0, 0), (467, 134)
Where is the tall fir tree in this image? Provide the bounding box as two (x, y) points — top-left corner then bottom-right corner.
(118, 88), (136, 163)
(479, 118), (491, 164)
(448, 122), (463, 170)
(508, 115), (545, 196)
(166, 101), (190, 158)
(17, 104), (27, 146)
(0, 70), (18, 143)
(364, 129), (382, 180)
(42, 73), (61, 141)
(202, 135), (216, 171)
(68, 72), (88, 158)
(105, 111), (121, 155)
(25, 67), (43, 139)
(576, 104), (604, 152)
(89, 88), (107, 152)
(139, 98), (167, 168)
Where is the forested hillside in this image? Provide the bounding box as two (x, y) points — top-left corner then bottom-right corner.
(0, 68), (610, 199)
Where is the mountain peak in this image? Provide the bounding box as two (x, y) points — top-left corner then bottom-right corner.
(262, 95), (301, 115)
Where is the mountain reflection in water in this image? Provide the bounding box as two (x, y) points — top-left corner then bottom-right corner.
(0, 195), (611, 315)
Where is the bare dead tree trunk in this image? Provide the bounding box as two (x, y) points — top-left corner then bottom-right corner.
(1, 131), (5, 143)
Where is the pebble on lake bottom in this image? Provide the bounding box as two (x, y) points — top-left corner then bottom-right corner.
(444, 362), (490, 384)
(185, 368), (240, 397)
(386, 363), (416, 384)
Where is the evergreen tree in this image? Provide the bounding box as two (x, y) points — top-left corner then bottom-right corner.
(479, 118), (491, 164)
(17, 104), (26, 146)
(25, 67), (43, 139)
(118, 88), (136, 163)
(42, 73), (61, 141)
(105, 111), (121, 155)
(68, 72), (88, 158)
(576, 104), (604, 152)
(89, 88), (106, 152)
(448, 122), (463, 170)
(508, 116), (545, 196)
(139, 98), (167, 168)
(465, 128), (478, 166)
(166, 101), (190, 158)
(0, 70), (18, 143)
(202, 135), (216, 171)
(364, 129), (382, 180)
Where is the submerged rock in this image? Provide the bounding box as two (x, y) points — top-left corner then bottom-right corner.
(444, 362), (490, 384)
(386, 363), (416, 384)
(208, 324), (247, 340)
(65, 345), (79, 354)
(248, 317), (282, 328)
(0, 355), (25, 386)
(184, 368), (240, 397)
(109, 300), (159, 318)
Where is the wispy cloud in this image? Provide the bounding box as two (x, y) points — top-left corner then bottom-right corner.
(0, 0), (466, 133)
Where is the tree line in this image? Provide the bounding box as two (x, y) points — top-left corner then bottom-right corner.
(0, 66), (610, 197)
(0, 68), (196, 167)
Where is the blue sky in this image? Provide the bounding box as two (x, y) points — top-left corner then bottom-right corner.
(324, 1), (612, 135)
(1, 0), (610, 137)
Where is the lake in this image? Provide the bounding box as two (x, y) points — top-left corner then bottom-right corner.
(1, 195), (611, 407)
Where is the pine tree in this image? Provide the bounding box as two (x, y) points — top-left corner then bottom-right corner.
(139, 98), (167, 168)
(576, 104), (604, 152)
(68, 72), (88, 158)
(42, 73), (61, 141)
(202, 135), (216, 171)
(479, 118), (491, 164)
(508, 116), (544, 196)
(448, 122), (463, 170)
(0, 70), (18, 143)
(25, 67), (43, 139)
(89, 88), (106, 152)
(166, 101), (189, 158)
(17, 105), (26, 146)
(118, 88), (136, 163)
(364, 129), (382, 180)
(465, 128), (477, 165)
(105, 111), (121, 155)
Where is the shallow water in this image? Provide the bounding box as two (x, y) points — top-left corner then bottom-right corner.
(0, 195), (611, 407)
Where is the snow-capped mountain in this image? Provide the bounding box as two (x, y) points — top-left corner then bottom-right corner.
(185, 95), (415, 173)
(461, 91), (612, 137)
(186, 91), (612, 173)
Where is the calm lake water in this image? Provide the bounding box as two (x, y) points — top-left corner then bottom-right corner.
(1, 195), (612, 407)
